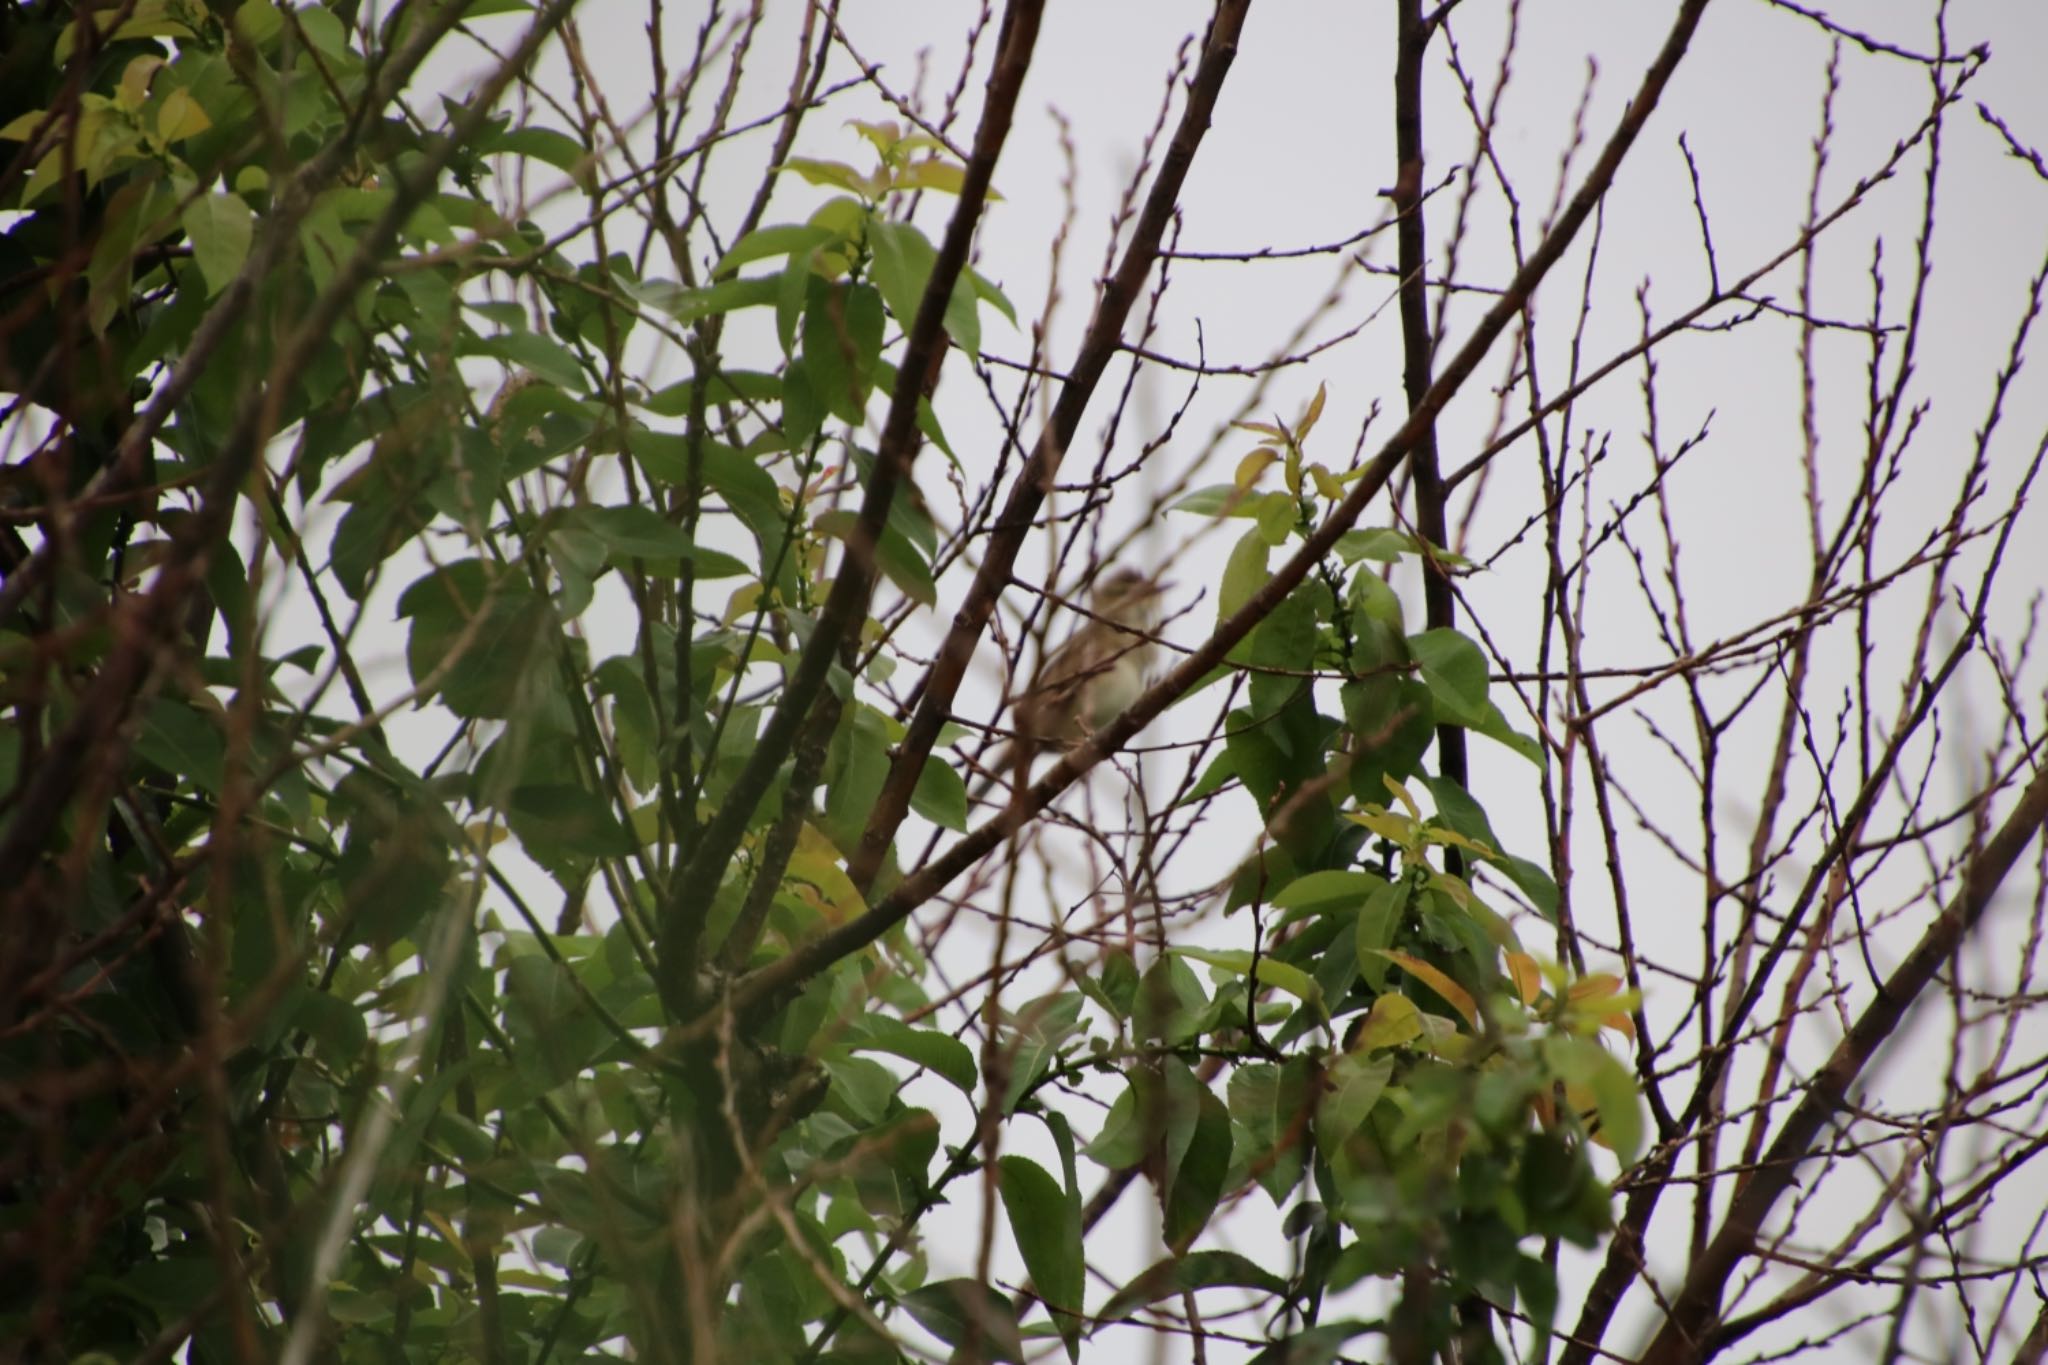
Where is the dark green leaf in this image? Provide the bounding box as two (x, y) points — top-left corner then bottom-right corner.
(1096, 1251), (1288, 1324)
(998, 1155), (1084, 1320)
(1408, 627), (1489, 726)
(1162, 1063), (1232, 1250)
(849, 1016), (977, 1095)
(397, 561), (559, 719)
(1248, 1321), (1379, 1365)
(181, 192), (253, 296)
(899, 1279), (1025, 1364)
(910, 751), (969, 831)
(465, 329), (587, 392)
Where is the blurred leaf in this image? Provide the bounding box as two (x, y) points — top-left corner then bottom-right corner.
(1168, 946), (1322, 1013)
(849, 1016), (976, 1095)
(1408, 627), (1489, 727)
(181, 193), (252, 296)
(998, 1155), (1084, 1324)
(1096, 1251), (1287, 1324)
(899, 1280), (1024, 1364)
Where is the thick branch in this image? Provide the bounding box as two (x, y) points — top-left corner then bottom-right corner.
(1393, 0), (1468, 795)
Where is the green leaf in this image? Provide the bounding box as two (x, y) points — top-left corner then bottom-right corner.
(1082, 1077), (1146, 1170)
(1218, 526), (1271, 625)
(1546, 1035), (1644, 1162)
(1162, 1067), (1232, 1250)
(1096, 1251), (1288, 1324)
(135, 697), (226, 796)
(640, 369), (782, 417)
(849, 1016), (976, 1095)
(466, 329), (587, 392)
(635, 274), (780, 325)
(1227, 1057), (1312, 1203)
(576, 503), (690, 559)
(477, 125), (594, 189)
(1354, 880), (1406, 989)
(1408, 627), (1489, 726)
(397, 561), (560, 719)
(506, 782), (636, 859)
(1167, 946), (1322, 1013)
(1335, 527), (1419, 563)
(713, 223), (836, 277)
(865, 218), (937, 335)
(899, 1280), (1025, 1364)
(181, 192), (253, 296)
(778, 157), (875, 196)
(803, 279), (886, 423)
(1248, 1321), (1379, 1365)
(1471, 697), (1546, 767)
(910, 751), (969, 831)
(813, 509), (936, 608)
(1419, 776), (1559, 921)
(1000, 992), (1084, 1114)
(572, 504), (750, 578)
(1272, 869), (1385, 918)
(1316, 1052), (1392, 1159)
(998, 1155), (1084, 1321)
(1248, 582), (1318, 720)
(1171, 484), (1257, 518)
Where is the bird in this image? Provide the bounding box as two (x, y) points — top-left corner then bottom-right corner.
(977, 568), (1167, 798)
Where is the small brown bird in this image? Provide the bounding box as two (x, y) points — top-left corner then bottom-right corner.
(981, 568), (1167, 795)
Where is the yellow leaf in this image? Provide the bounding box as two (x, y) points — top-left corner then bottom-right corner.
(1343, 807), (1415, 847)
(1373, 950), (1479, 1031)
(1234, 446), (1281, 491)
(157, 88), (212, 143)
(787, 823), (865, 923)
(1382, 774), (1422, 821)
(118, 57), (164, 111)
(1232, 419), (1288, 440)
(1298, 381), (1327, 442)
(1505, 952), (1543, 1005)
(1351, 991), (1422, 1052)
(1308, 462), (1342, 501)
